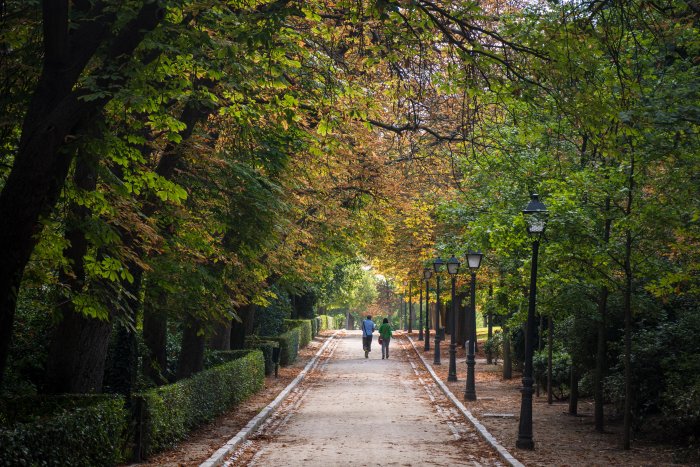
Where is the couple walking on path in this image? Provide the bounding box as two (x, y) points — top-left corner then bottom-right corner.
(361, 315), (393, 359)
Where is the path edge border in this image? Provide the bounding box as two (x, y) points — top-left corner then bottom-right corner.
(406, 335), (525, 467)
(200, 330), (341, 467)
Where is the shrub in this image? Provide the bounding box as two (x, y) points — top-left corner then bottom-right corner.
(134, 349), (264, 458)
(484, 332), (503, 364)
(317, 315), (335, 331)
(253, 286), (292, 337)
(262, 327), (300, 366)
(203, 349), (254, 368)
(0, 394), (127, 466)
(243, 339), (280, 376)
(284, 319), (313, 348)
(533, 350), (572, 399)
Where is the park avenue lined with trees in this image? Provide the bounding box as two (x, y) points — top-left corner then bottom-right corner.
(0, 0), (698, 465)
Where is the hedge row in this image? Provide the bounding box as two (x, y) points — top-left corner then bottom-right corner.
(0, 394), (127, 466)
(284, 319), (313, 348)
(262, 327), (300, 366)
(243, 339), (280, 376)
(133, 349), (264, 458)
(316, 315), (336, 331)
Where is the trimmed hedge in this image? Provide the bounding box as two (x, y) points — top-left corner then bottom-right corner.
(317, 315), (336, 331)
(284, 319), (313, 348)
(134, 349), (264, 458)
(243, 339), (280, 376)
(262, 327), (300, 366)
(204, 349), (255, 368)
(0, 394), (127, 466)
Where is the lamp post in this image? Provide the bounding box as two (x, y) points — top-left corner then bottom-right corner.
(464, 250), (483, 401)
(516, 194), (549, 450)
(408, 281), (413, 333)
(446, 256), (461, 382)
(423, 268), (432, 351)
(433, 257), (445, 365)
(418, 277), (424, 341)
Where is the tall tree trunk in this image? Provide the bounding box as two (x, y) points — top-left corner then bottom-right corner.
(622, 154), (635, 450)
(595, 196), (612, 432)
(503, 326), (512, 380)
(105, 268), (143, 396)
(594, 285), (609, 431)
(44, 145), (113, 394)
(456, 291), (467, 348)
(569, 359), (579, 415)
(176, 314), (205, 379)
(487, 284), (493, 364)
(0, 2), (162, 386)
(547, 316), (553, 404)
(209, 319), (232, 351)
(142, 288), (169, 386)
(230, 303), (256, 349)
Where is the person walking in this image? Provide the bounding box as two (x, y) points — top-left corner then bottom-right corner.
(378, 317), (393, 359)
(361, 315), (376, 358)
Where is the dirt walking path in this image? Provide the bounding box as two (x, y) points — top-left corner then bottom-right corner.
(224, 331), (505, 466)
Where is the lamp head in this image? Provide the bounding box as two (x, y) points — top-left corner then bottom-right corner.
(466, 250), (483, 271)
(522, 193), (548, 237)
(446, 255), (461, 275)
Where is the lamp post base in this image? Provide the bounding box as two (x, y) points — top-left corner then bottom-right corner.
(464, 351), (476, 400)
(433, 339), (441, 365)
(516, 376), (535, 450)
(448, 342), (457, 381)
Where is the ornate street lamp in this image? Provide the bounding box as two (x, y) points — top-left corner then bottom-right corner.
(432, 257), (445, 365)
(423, 268), (432, 351)
(516, 194), (549, 450)
(408, 281), (413, 333)
(464, 250), (483, 401)
(402, 280), (408, 331)
(418, 276), (424, 341)
(446, 255), (461, 382)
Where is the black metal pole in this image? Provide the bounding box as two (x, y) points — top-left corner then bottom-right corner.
(418, 285), (424, 340)
(424, 279), (430, 351)
(448, 275), (458, 381)
(465, 271), (477, 400)
(517, 239), (539, 450)
(434, 275), (441, 365)
(408, 282), (413, 333)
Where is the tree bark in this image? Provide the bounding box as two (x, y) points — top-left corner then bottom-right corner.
(456, 291), (467, 348)
(502, 326), (512, 380)
(547, 316), (553, 405)
(230, 303), (256, 349)
(176, 314), (205, 380)
(142, 289), (169, 386)
(569, 359), (579, 415)
(594, 196), (612, 432)
(0, 2), (162, 386)
(209, 319), (232, 351)
(43, 146), (113, 394)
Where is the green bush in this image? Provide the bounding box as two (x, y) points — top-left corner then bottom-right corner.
(0, 394), (127, 466)
(484, 332), (503, 364)
(533, 350), (572, 399)
(134, 349), (264, 458)
(317, 314), (335, 331)
(243, 339), (280, 376)
(284, 319), (313, 348)
(262, 327), (300, 366)
(203, 349), (254, 368)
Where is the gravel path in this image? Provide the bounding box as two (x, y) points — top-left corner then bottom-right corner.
(225, 331), (504, 466)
